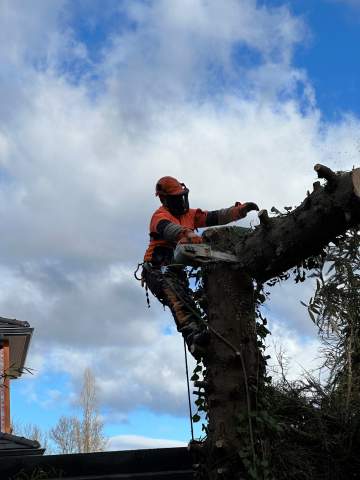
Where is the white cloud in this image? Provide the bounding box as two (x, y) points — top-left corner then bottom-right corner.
(0, 0), (65, 67)
(266, 321), (323, 381)
(98, 0), (308, 130)
(28, 330), (194, 417)
(265, 279), (318, 336)
(108, 434), (186, 451)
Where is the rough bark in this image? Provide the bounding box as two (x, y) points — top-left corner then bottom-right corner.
(192, 165), (360, 479)
(203, 165), (360, 282)
(201, 266), (258, 479)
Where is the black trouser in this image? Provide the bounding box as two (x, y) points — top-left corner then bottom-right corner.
(142, 263), (202, 333)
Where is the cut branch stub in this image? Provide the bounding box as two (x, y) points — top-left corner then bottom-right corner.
(352, 168), (360, 198)
(270, 206), (281, 215)
(314, 164), (336, 182)
(313, 181), (321, 192)
(258, 209), (270, 227)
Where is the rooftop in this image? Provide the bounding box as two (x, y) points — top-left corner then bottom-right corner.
(0, 316), (33, 379)
(0, 446), (193, 479)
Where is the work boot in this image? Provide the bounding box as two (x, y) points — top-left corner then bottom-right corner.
(179, 322), (210, 345)
(181, 324), (210, 360)
(188, 342), (206, 361)
(179, 321), (198, 336)
(188, 329), (210, 347)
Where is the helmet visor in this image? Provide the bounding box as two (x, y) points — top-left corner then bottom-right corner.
(166, 191), (189, 216)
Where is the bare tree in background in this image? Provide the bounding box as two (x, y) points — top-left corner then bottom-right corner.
(80, 368), (107, 453)
(11, 421), (52, 453)
(50, 368), (107, 454)
(49, 416), (80, 454)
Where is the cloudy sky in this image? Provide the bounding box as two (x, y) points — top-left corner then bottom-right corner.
(2, 0), (360, 451)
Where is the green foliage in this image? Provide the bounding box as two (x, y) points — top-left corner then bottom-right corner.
(191, 360), (208, 430)
(189, 270), (209, 433)
(267, 228), (360, 479)
(192, 414), (201, 423)
(306, 230), (360, 405)
(233, 284), (282, 480)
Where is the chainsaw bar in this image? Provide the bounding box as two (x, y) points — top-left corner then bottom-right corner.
(174, 243), (239, 266)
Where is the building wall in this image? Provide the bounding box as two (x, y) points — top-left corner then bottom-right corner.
(0, 343), (10, 433)
(0, 347), (4, 432)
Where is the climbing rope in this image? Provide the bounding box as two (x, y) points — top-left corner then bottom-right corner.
(137, 263), (196, 439)
(183, 338), (194, 441)
(208, 325), (241, 356)
(134, 262), (151, 308)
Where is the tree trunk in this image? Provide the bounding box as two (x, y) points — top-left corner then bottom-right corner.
(190, 165), (360, 479)
(198, 265), (259, 479)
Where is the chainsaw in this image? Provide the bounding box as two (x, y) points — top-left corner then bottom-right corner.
(174, 243), (239, 267)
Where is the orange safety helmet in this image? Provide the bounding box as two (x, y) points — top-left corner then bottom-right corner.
(155, 176), (188, 196)
(155, 176), (190, 216)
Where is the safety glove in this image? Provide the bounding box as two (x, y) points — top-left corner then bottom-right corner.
(233, 201), (259, 220)
(241, 202), (260, 213)
(178, 229), (203, 244)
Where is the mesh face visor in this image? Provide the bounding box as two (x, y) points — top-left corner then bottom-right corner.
(166, 191), (189, 216)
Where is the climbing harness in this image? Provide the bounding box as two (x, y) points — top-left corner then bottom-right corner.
(133, 262), (143, 281)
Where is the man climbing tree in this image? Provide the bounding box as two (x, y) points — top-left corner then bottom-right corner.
(136, 165), (360, 479)
(141, 175), (259, 358)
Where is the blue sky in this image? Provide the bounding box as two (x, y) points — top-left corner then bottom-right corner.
(1, 0), (360, 452)
(62, 0), (360, 117)
(292, 0), (360, 119)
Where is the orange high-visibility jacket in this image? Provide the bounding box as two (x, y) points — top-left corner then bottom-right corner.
(144, 206), (208, 262)
(143, 201), (246, 263)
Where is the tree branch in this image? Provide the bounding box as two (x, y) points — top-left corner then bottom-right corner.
(203, 165), (360, 282)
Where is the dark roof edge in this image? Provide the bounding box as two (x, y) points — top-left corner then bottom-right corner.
(0, 447), (192, 477)
(18, 328), (34, 376)
(0, 316), (30, 328)
(0, 432), (40, 449)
